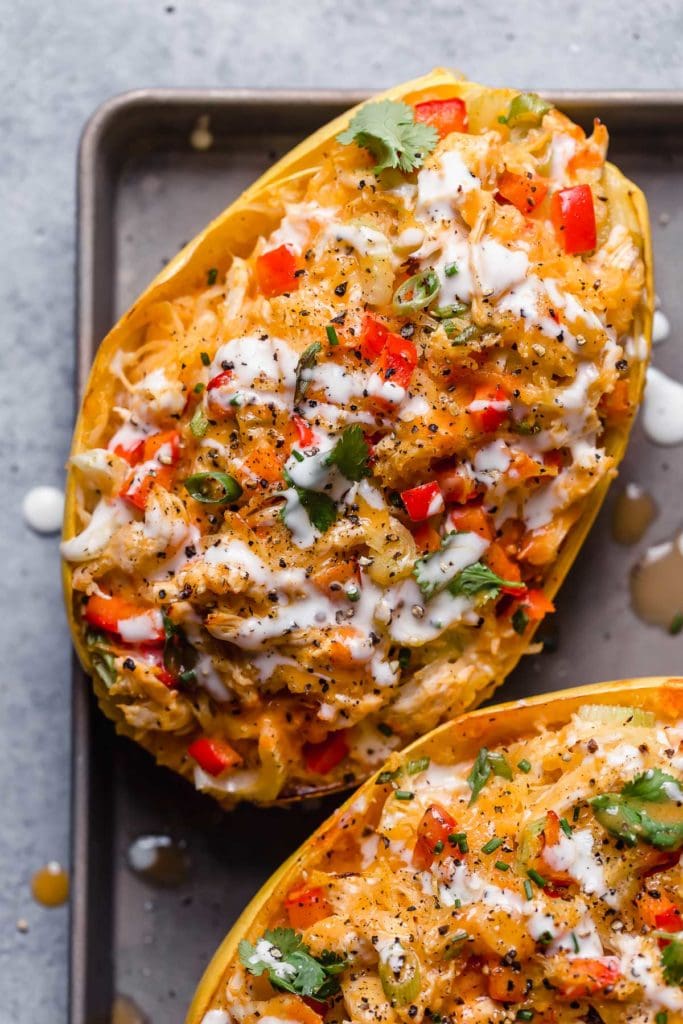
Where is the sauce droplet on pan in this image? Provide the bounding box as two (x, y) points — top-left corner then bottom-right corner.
(127, 834), (190, 887)
(22, 485), (65, 534)
(611, 483), (657, 545)
(642, 367), (683, 446)
(631, 532), (683, 633)
(112, 994), (149, 1024)
(31, 861), (70, 906)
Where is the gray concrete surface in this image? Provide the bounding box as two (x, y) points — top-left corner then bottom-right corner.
(0, 0), (682, 1019)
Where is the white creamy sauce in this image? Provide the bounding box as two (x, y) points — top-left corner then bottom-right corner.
(394, 226), (425, 253)
(497, 276), (586, 353)
(548, 915), (605, 958)
(549, 134), (577, 181)
(388, 577), (479, 646)
(604, 743), (645, 775)
(543, 829), (613, 903)
(440, 864), (524, 913)
(471, 239), (529, 298)
(625, 333), (649, 362)
(267, 201), (337, 254)
(643, 367), (683, 445)
(117, 610), (164, 644)
(429, 229), (475, 305)
(615, 933), (683, 1010)
(22, 485), (64, 534)
(133, 368), (185, 418)
(398, 395), (431, 421)
(416, 150), (480, 224)
(472, 439), (511, 485)
(108, 419), (151, 452)
(324, 222), (394, 260)
(652, 309), (670, 344)
(210, 336), (299, 412)
(413, 531), (488, 596)
(60, 498), (133, 562)
(71, 448), (126, 492)
(200, 1012), (229, 1024)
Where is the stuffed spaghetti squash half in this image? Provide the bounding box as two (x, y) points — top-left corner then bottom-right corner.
(187, 678), (683, 1024)
(62, 71), (653, 806)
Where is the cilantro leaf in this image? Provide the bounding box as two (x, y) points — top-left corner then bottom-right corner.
(591, 794), (683, 850)
(84, 628), (117, 688)
(622, 768), (682, 802)
(337, 100), (438, 174)
(294, 341), (322, 404)
(326, 425), (370, 482)
(659, 934), (683, 986)
(238, 928), (347, 999)
(447, 562), (526, 601)
(467, 747), (513, 805)
(296, 487), (337, 533)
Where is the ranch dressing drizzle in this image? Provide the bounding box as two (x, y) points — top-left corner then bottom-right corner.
(209, 336), (299, 411)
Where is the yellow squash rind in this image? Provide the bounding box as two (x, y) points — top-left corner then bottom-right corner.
(185, 676), (683, 1022)
(63, 69), (654, 805)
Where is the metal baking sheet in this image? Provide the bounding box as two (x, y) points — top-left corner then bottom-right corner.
(73, 88), (683, 1024)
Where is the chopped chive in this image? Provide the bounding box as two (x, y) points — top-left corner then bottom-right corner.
(394, 790), (414, 801)
(450, 929), (468, 942)
(537, 930), (553, 945)
(527, 868), (547, 889)
(669, 613), (683, 635)
(571, 932), (580, 954)
(376, 769), (398, 785)
(207, 267), (218, 285)
(326, 324), (339, 347)
(517, 758), (532, 773)
(516, 1012), (534, 1022)
(495, 860), (510, 872)
(656, 1012), (668, 1024)
(444, 262), (459, 277)
(346, 586), (361, 602)
(452, 898), (462, 908)
(572, 804), (581, 822)
(481, 837), (504, 854)
(200, 351), (211, 366)
(523, 879), (534, 901)
(194, 382), (205, 394)
(291, 449), (305, 462)
(433, 840), (444, 855)
(407, 756), (430, 775)
(377, 722), (393, 737)
(559, 817), (573, 837)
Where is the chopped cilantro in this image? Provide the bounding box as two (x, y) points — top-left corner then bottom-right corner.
(325, 424), (370, 482)
(622, 768), (682, 802)
(447, 562), (525, 601)
(238, 928), (347, 999)
(337, 100), (438, 174)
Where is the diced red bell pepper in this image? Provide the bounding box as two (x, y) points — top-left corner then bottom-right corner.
(187, 736), (243, 776)
(497, 170), (548, 214)
(84, 593), (165, 645)
(448, 504), (494, 541)
(639, 891), (682, 940)
(256, 244), (301, 298)
(113, 439), (145, 466)
(359, 314), (390, 361)
(521, 588), (555, 621)
(551, 957), (621, 1000)
(207, 370), (233, 391)
(467, 384), (511, 433)
(551, 184), (597, 255)
(292, 414), (316, 448)
(121, 429), (181, 510)
(374, 334), (418, 389)
(285, 886), (332, 930)
(414, 98), (468, 137)
(412, 803), (458, 871)
(303, 731), (349, 775)
(401, 481), (444, 522)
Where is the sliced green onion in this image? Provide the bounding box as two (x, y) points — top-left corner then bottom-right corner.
(407, 756), (430, 775)
(560, 817), (573, 837)
(495, 860), (510, 872)
(656, 1012), (669, 1024)
(326, 324), (340, 347)
(394, 790), (414, 801)
(433, 840), (444, 855)
(378, 947), (421, 1005)
(570, 932), (580, 954)
(488, 752), (513, 781)
(573, 805), (581, 822)
(200, 351), (211, 366)
(431, 302), (467, 320)
(516, 1009), (535, 1021)
(193, 382), (205, 394)
(376, 768), (400, 785)
(527, 868), (547, 889)
(447, 323), (479, 346)
(184, 471), (242, 504)
(481, 837), (504, 854)
(444, 262), (459, 277)
(393, 269), (439, 313)
(189, 405), (209, 439)
(501, 92), (552, 129)
(523, 879), (534, 901)
(517, 758), (532, 774)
